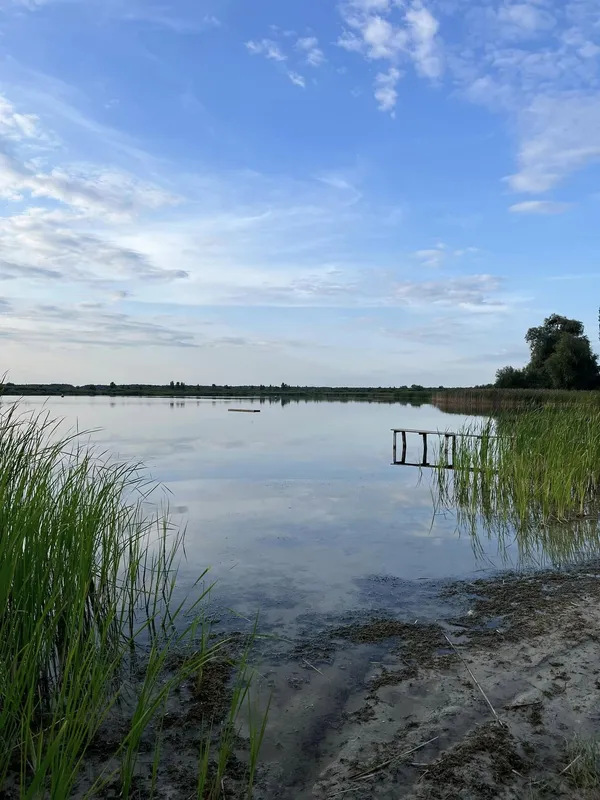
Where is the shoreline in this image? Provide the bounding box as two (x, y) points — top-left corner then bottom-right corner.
(6, 561), (600, 798)
(251, 561), (600, 799)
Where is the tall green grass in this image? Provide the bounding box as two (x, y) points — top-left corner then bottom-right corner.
(0, 404), (265, 798)
(434, 405), (600, 565)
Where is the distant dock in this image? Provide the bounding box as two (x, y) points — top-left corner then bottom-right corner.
(228, 409), (261, 413)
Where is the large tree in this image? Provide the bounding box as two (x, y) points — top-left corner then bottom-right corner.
(495, 314), (600, 390)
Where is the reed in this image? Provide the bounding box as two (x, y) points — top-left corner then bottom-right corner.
(432, 388), (600, 415)
(434, 405), (600, 565)
(0, 404), (265, 798)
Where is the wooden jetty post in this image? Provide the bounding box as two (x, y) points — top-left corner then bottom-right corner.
(392, 430), (409, 464)
(391, 428), (496, 469)
(391, 428), (457, 469)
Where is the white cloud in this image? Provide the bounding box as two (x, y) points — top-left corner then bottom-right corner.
(509, 199), (570, 213)
(0, 155), (179, 220)
(287, 71), (306, 88)
(412, 245), (446, 267)
(0, 93), (178, 218)
(444, 1), (600, 194)
(0, 207), (188, 284)
(337, 0), (442, 111)
(0, 303), (197, 348)
(246, 35), (314, 89)
(497, 3), (556, 38)
(339, 13), (408, 60)
(411, 242), (477, 267)
(405, 3), (442, 79)
(506, 93), (600, 193)
(394, 274), (506, 312)
(296, 36), (325, 67)
(0, 96), (42, 141)
(245, 39), (287, 62)
(374, 67), (402, 112)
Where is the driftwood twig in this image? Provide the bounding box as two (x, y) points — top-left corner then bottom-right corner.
(349, 735), (439, 781)
(302, 658), (323, 675)
(442, 632), (503, 725)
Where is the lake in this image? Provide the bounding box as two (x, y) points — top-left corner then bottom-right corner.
(13, 395), (524, 633)
(9, 394), (600, 798)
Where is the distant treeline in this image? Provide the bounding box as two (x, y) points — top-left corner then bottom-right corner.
(5, 383), (598, 414)
(1, 382), (440, 401)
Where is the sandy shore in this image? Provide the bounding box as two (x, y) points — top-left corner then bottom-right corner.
(22, 564), (600, 799)
(254, 564), (600, 799)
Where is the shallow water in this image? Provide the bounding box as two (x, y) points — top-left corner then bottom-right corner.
(11, 395), (599, 796)
(11, 395), (520, 632)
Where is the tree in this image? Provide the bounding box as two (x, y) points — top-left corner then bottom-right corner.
(495, 314), (599, 390)
(170, 381), (174, 389)
(495, 366), (526, 389)
(545, 334), (599, 389)
(109, 381), (116, 389)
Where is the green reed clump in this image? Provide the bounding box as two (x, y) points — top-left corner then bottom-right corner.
(435, 404), (600, 565)
(0, 404), (265, 799)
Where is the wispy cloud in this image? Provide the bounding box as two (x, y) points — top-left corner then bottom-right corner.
(412, 244), (446, 268)
(296, 36), (325, 67)
(452, 2), (600, 194)
(394, 274), (507, 313)
(287, 71), (306, 88)
(0, 90), (187, 295)
(246, 33), (319, 89)
(374, 67), (401, 112)
(405, 2), (441, 79)
(410, 243), (478, 267)
(2, 0), (221, 32)
(547, 272), (600, 281)
(0, 208), (188, 285)
(246, 38), (287, 62)
(506, 93), (600, 193)
(509, 199), (570, 214)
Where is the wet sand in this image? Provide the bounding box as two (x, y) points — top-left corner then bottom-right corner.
(253, 564), (600, 799)
(36, 563), (600, 799)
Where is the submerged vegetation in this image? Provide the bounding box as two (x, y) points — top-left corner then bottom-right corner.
(0, 405), (265, 799)
(435, 404), (600, 566)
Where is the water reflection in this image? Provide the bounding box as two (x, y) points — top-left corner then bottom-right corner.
(6, 396), (599, 632)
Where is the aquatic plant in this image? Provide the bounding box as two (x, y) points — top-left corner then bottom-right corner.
(0, 404), (265, 798)
(434, 405), (600, 566)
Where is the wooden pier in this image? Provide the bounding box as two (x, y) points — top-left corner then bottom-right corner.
(392, 428), (458, 468)
(392, 428), (503, 470)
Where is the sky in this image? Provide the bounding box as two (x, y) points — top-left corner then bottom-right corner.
(0, 0), (599, 386)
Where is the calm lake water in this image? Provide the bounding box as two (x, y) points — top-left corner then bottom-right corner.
(13, 395), (524, 632)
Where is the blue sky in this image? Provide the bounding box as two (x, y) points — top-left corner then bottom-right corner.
(0, 0), (599, 386)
